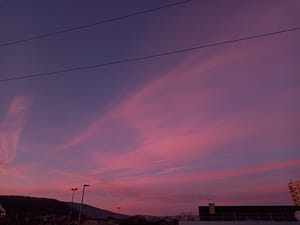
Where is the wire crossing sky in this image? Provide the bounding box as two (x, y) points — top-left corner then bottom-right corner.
(1, 27), (299, 83)
(0, 0), (193, 48)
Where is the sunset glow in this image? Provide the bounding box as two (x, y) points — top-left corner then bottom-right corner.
(0, 0), (300, 216)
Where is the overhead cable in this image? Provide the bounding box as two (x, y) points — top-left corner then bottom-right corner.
(0, 0), (193, 48)
(0, 27), (299, 83)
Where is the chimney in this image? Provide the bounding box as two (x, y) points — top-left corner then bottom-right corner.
(209, 202), (215, 215)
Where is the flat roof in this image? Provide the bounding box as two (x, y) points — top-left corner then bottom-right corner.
(198, 205), (300, 221)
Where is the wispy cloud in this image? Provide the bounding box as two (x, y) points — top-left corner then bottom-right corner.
(48, 38), (300, 216)
(59, 46), (248, 150)
(59, 39), (300, 178)
(0, 164), (32, 179)
(0, 95), (34, 165)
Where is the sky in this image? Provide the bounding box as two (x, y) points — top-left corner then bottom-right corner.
(0, 0), (300, 216)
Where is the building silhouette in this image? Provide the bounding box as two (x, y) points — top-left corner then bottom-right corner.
(198, 204), (300, 222)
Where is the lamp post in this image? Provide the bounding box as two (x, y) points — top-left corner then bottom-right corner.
(77, 184), (90, 225)
(68, 188), (78, 225)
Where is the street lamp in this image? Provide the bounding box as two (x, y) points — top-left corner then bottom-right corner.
(68, 188), (78, 225)
(77, 184), (90, 225)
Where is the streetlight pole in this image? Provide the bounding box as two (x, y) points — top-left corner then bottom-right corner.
(77, 184), (90, 225)
(68, 188), (78, 225)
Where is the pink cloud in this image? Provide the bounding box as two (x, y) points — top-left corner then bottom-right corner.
(7, 96), (34, 116)
(59, 44), (253, 150)
(1, 156), (295, 216)
(0, 95), (34, 165)
(37, 11), (299, 214)
(83, 96), (299, 179)
(57, 37), (299, 181)
(0, 164), (32, 179)
(114, 159), (300, 188)
(62, 38), (295, 150)
(34, 158), (298, 215)
(85, 159), (299, 215)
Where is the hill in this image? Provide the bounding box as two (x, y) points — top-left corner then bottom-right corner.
(0, 195), (127, 220)
(0, 195), (69, 216)
(0, 196), (177, 225)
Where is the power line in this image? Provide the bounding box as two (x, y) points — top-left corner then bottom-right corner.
(0, 27), (299, 83)
(0, 0), (193, 48)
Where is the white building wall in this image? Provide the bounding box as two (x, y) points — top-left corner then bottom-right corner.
(179, 221), (300, 225)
